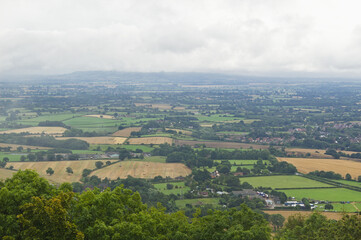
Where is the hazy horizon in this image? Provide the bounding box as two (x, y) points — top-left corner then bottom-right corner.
(2, 0), (361, 78)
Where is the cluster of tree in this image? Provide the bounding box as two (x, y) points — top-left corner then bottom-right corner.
(309, 170), (342, 180)
(0, 170), (271, 240)
(276, 213), (361, 239)
(38, 120), (68, 128)
(0, 134), (89, 150)
(63, 128), (100, 137)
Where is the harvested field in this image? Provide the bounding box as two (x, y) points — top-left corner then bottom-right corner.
(165, 128), (192, 135)
(0, 143), (51, 150)
(0, 168), (16, 180)
(174, 140), (268, 149)
(278, 157), (361, 178)
(85, 114), (115, 119)
(90, 161), (191, 179)
(7, 160), (118, 183)
(112, 127), (142, 137)
(58, 137), (127, 145)
(263, 211), (354, 221)
(285, 148), (360, 159)
(128, 137), (173, 145)
(0, 127), (67, 135)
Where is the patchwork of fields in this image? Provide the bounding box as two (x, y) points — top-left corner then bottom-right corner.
(112, 127), (142, 137)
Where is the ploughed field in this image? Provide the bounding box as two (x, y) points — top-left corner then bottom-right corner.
(90, 161), (191, 179)
(278, 157), (361, 179)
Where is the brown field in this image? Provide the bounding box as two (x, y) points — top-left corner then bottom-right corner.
(0, 143), (51, 150)
(0, 127), (67, 135)
(134, 103), (172, 109)
(0, 168), (16, 180)
(112, 127), (142, 137)
(127, 137), (173, 145)
(278, 157), (361, 178)
(90, 161), (191, 179)
(58, 137), (127, 145)
(263, 210), (354, 221)
(6, 160), (118, 183)
(165, 128), (192, 135)
(174, 140), (268, 149)
(85, 114), (115, 119)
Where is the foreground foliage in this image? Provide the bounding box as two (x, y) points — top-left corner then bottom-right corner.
(0, 170), (271, 240)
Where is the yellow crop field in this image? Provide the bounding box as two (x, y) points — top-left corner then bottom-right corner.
(85, 114), (115, 119)
(285, 148), (360, 159)
(6, 160), (118, 183)
(0, 168), (16, 180)
(58, 137), (127, 145)
(0, 143), (51, 150)
(263, 211), (352, 221)
(0, 127), (67, 135)
(127, 137), (173, 145)
(90, 161), (191, 179)
(112, 127), (142, 137)
(278, 157), (361, 178)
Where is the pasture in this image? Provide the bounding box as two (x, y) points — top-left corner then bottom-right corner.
(112, 127), (142, 137)
(278, 157), (361, 178)
(175, 198), (220, 208)
(174, 140), (268, 149)
(282, 188), (361, 202)
(90, 144), (154, 152)
(127, 137), (173, 145)
(6, 159), (118, 183)
(58, 137), (127, 145)
(90, 161), (191, 179)
(154, 182), (190, 195)
(239, 175), (332, 189)
(0, 127), (67, 135)
(85, 114), (115, 119)
(16, 113), (82, 125)
(0, 153), (28, 162)
(165, 128), (193, 135)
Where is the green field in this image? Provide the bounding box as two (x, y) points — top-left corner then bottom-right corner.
(196, 114), (242, 122)
(239, 175), (332, 189)
(318, 203), (357, 212)
(17, 113), (82, 125)
(71, 150), (104, 154)
(175, 198), (220, 208)
(333, 180), (361, 187)
(0, 153), (27, 162)
(214, 160), (271, 165)
(282, 188), (361, 202)
(154, 182), (190, 195)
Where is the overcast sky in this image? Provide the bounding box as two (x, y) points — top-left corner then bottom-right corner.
(1, 0), (361, 77)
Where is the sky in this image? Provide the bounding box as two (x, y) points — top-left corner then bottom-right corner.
(1, 0), (361, 77)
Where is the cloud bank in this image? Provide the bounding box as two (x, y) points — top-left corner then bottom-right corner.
(1, 0), (361, 76)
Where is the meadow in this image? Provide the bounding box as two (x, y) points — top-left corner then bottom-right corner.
(175, 198), (220, 208)
(239, 175), (332, 189)
(154, 182), (190, 195)
(282, 188), (361, 202)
